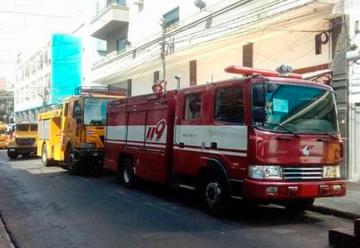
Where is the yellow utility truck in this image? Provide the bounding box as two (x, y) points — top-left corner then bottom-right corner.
(7, 123), (38, 159)
(0, 122), (9, 149)
(37, 87), (126, 174)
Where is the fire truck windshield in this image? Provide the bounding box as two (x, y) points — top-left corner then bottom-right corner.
(84, 98), (110, 126)
(252, 82), (339, 134)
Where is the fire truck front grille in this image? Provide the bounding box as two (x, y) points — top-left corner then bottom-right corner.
(282, 167), (323, 180)
(15, 138), (35, 146)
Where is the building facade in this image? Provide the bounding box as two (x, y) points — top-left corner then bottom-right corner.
(91, 0), (340, 95)
(15, 33), (82, 122)
(346, 0), (360, 182)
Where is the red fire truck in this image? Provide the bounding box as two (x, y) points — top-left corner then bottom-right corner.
(104, 66), (346, 215)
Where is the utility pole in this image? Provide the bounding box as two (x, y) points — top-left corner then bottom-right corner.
(160, 18), (166, 81)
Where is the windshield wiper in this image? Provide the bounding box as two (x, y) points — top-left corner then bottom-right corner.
(264, 122), (300, 138)
(307, 128), (338, 139)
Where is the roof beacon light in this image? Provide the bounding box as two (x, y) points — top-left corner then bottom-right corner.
(225, 65), (302, 79)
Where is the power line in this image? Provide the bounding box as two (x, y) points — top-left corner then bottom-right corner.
(0, 10), (71, 18)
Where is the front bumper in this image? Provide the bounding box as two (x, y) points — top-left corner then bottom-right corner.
(75, 148), (103, 161)
(241, 178), (346, 200)
(7, 146), (37, 154)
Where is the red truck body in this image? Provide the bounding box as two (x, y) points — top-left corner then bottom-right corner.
(104, 67), (346, 214)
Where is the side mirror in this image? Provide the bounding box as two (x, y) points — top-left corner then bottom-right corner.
(252, 107), (265, 123)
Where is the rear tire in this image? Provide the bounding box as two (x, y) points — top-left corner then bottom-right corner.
(41, 145), (51, 167)
(285, 199), (314, 213)
(66, 147), (81, 175)
(7, 150), (18, 160)
(200, 172), (229, 217)
(119, 158), (136, 188)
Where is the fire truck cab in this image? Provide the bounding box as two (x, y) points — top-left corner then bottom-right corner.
(104, 66), (345, 215)
(37, 87), (126, 174)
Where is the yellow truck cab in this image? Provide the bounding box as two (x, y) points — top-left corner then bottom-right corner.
(37, 86), (126, 174)
(0, 122), (9, 149)
(7, 123), (38, 159)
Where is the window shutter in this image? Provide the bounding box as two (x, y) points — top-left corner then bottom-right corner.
(189, 60), (197, 86)
(243, 43), (253, 67)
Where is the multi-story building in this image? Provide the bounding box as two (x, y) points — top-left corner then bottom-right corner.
(0, 78), (7, 91)
(91, 0), (340, 95)
(15, 33), (82, 122)
(346, 0), (360, 182)
(90, 0), (353, 176)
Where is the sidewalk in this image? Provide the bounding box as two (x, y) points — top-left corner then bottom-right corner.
(0, 215), (14, 248)
(313, 182), (360, 219)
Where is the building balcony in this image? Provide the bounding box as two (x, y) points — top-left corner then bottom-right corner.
(91, 1), (129, 40)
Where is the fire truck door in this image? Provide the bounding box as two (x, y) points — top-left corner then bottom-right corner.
(173, 92), (204, 176)
(73, 100), (82, 147)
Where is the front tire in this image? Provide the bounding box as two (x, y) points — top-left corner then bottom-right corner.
(119, 158), (136, 188)
(66, 148), (81, 175)
(7, 150), (18, 160)
(200, 173), (229, 216)
(41, 145), (51, 167)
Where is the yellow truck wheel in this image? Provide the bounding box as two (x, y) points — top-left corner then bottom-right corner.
(7, 150), (18, 160)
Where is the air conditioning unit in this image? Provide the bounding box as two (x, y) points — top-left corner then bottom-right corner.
(133, 0), (144, 5)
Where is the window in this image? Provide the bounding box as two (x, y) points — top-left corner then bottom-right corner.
(243, 43), (253, 67)
(163, 7), (179, 30)
(189, 60), (197, 86)
(116, 39), (126, 53)
(214, 87), (244, 124)
(153, 70), (159, 82)
(30, 124), (38, 131)
(184, 93), (201, 120)
(73, 101), (81, 118)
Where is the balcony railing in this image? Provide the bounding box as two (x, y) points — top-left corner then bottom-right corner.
(96, 0), (127, 15)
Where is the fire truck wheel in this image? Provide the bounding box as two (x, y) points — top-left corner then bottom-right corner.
(120, 158), (136, 188)
(7, 150), (18, 160)
(285, 199), (314, 213)
(200, 173), (229, 216)
(41, 145), (51, 167)
(66, 148), (81, 175)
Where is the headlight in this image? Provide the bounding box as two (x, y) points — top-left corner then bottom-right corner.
(323, 165), (340, 178)
(249, 165), (282, 180)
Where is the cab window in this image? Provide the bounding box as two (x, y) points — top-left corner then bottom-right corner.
(73, 101), (82, 118)
(16, 124), (29, 131)
(184, 93), (201, 120)
(30, 124), (37, 131)
(214, 87), (244, 124)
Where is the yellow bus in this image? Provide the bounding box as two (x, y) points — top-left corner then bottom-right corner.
(7, 123), (38, 159)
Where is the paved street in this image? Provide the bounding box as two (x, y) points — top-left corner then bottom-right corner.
(0, 150), (351, 248)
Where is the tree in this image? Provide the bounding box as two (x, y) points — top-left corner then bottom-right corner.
(0, 90), (14, 123)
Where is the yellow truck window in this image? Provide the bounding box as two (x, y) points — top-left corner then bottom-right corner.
(39, 120), (50, 140)
(16, 124), (29, 131)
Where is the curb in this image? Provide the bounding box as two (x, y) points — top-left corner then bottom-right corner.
(0, 214), (15, 248)
(311, 205), (360, 220)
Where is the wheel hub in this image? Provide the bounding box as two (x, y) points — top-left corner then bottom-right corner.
(205, 182), (222, 208)
(124, 167), (130, 183)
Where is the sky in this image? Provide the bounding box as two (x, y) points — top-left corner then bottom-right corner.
(0, 0), (95, 82)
